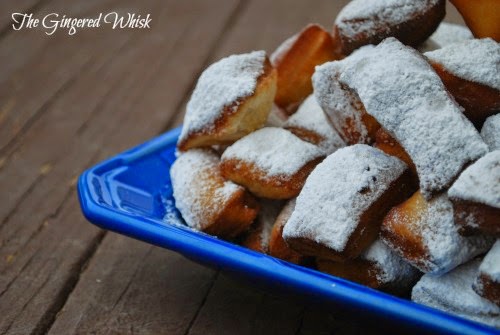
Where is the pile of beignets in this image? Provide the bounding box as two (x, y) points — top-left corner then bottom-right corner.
(170, 0), (500, 328)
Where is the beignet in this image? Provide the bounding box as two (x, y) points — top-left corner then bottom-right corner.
(474, 240), (500, 307)
(220, 127), (324, 199)
(418, 22), (473, 52)
(284, 95), (345, 155)
(332, 0), (445, 56)
(312, 45), (380, 145)
(425, 38), (500, 128)
(268, 199), (307, 264)
(317, 239), (420, 294)
(412, 259), (500, 328)
(314, 38), (488, 199)
(240, 199), (284, 253)
(283, 145), (415, 261)
(271, 24), (337, 114)
(177, 51), (277, 151)
(381, 190), (494, 274)
(170, 149), (259, 238)
(449, 0), (500, 41)
(448, 150), (500, 237)
(481, 114), (500, 151)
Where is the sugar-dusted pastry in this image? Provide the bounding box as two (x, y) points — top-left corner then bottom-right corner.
(268, 199), (307, 264)
(240, 199), (284, 253)
(317, 239), (420, 293)
(449, 0), (500, 41)
(270, 24), (337, 114)
(332, 0), (445, 56)
(381, 190), (494, 275)
(177, 51), (277, 151)
(284, 95), (345, 155)
(448, 151), (500, 237)
(425, 38), (500, 127)
(418, 22), (473, 52)
(474, 240), (500, 307)
(314, 38), (488, 199)
(313, 45), (380, 145)
(220, 127), (324, 199)
(283, 145), (415, 261)
(481, 114), (500, 151)
(170, 149), (259, 238)
(412, 259), (500, 328)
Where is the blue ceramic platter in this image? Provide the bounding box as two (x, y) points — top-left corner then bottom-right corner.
(77, 127), (499, 335)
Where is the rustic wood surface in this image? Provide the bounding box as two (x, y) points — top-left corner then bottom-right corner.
(0, 1), (465, 334)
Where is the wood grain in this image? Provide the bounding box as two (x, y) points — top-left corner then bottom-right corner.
(0, 0), (240, 333)
(0, 0), (469, 334)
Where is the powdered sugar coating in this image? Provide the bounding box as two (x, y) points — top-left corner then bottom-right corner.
(480, 240), (500, 282)
(179, 51), (266, 144)
(312, 45), (375, 144)
(448, 150), (500, 209)
(387, 193), (493, 274)
(481, 114), (500, 151)
(412, 259), (500, 328)
(339, 38), (487, 198)
(425, 38), (500, 90)
(335, 0), (440, 40)
(170, 149), (242, 230)
(257, 200), (284, 251)
(283, 145), (407, 252)
(285, 95), (346, 154)
(419, 22), (473, 52)
(363, 239), (419, 285)
(265, 104), (288, 127)
(221, 127), (323, 178)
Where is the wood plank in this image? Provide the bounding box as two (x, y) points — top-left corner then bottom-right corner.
(0, 0), (147, 220)
(0, 0), (45, 34)
(186, 275), (304, 335)
(47, 234), (216, 335)
(0, 0), (241, 333)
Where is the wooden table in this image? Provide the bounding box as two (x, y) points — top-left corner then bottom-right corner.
(0, 1), (465, 334)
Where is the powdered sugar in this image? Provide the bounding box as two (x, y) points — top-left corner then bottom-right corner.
(480, 240), (500, 282)
(412, 259), (500, 328)
(312, 45), (375, 144)
(221, 127), (323, 178)
(425, 38), (500, 90)
(283, 145), (406, 252)
(285, 95), (345, 154)
(338, 38), (487, 198)
(259, 200), (284, 251)
(170, 149), (242, 230)
(335, 0), (440, 40)
(419, 22), (473, 52)
(448, 150), (500, 208)
(178, 51), (266, 144)
(265, 104), (288, 127)
(363, 239), (419, 285)
(481, 114), (500, 151)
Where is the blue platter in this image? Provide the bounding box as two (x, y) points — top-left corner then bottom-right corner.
(77, 127), (499, 335)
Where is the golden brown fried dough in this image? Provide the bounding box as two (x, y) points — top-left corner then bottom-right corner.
(178, 51), (277, 151)
(220, 128), (324, 199)
(170, 149), (259, 239)
(271, 24), (337, 114)
(333, 0), (445, 56)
